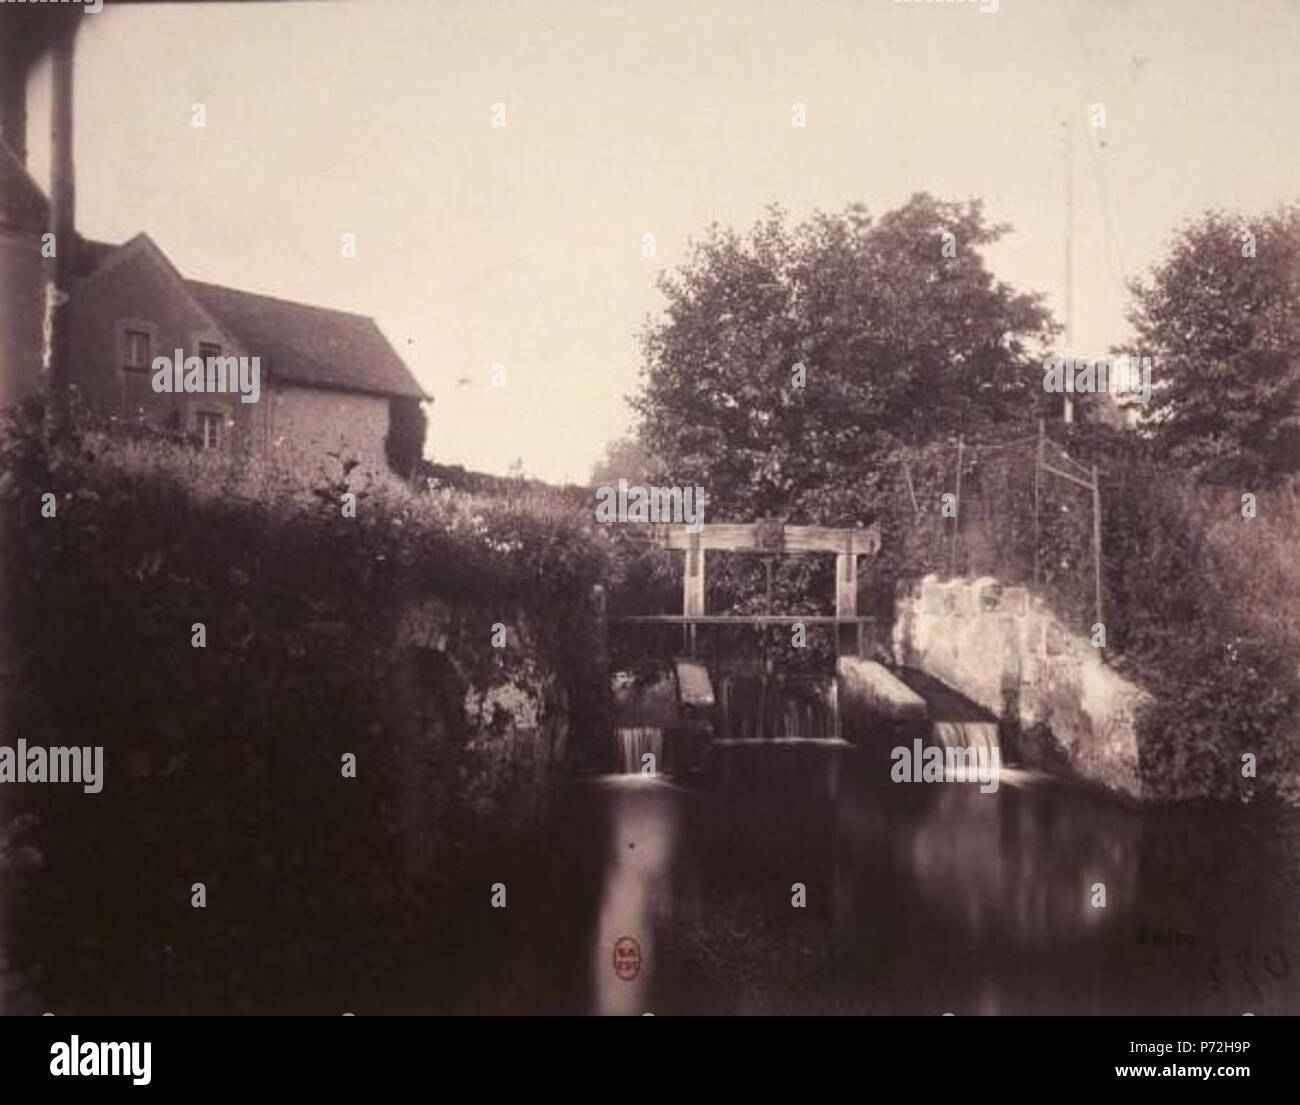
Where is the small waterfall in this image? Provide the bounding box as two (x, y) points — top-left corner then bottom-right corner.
(929, 721), (1001, 786)
(933, 720), (999, 753)
(615, 726), (664, 774)
(720, 673), (837, 741)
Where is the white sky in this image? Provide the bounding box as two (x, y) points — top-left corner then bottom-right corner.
(24, 0), (1300, 483)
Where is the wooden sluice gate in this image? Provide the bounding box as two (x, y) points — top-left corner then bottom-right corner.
(610, 520), (889, 770)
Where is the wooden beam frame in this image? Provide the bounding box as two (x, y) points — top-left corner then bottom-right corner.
(651, 522), (881, 556)
(641, 521), (882, 655)
(617, 615), (876, 625)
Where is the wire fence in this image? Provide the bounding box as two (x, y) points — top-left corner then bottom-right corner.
(885, 422), (1103, 637)
(605, 422), (1115, 667)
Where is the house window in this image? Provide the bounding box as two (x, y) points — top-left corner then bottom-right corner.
(124, 329), (151, 371)
(198, 341), (221, 362)
(197, 411), (223, 450)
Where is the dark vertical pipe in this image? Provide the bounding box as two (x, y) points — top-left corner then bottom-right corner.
(47, 27), (77, 437)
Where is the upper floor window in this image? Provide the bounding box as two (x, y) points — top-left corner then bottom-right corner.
(124, 329), (151, 371)
(197, 411), (223, 450)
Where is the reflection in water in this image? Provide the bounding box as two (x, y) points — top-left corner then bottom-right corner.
(564, 739), (1300, 1015)
(861, 769), (1139, 945)
(590, 775), (682, 1015)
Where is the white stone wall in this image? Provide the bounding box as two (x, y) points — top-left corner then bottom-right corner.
(892, 574), (1150, 798)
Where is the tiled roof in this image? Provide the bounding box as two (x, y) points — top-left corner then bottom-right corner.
(186, 280), (429, 401)
(75, 237), (116, 276)
(77, 236), (429, 402)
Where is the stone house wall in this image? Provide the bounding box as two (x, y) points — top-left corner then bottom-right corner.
(267, 384), (390, 475)
(67, 243), (269, 451)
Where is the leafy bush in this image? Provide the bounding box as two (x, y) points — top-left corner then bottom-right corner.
(1099, 463), (1300, 803)
(0, 400), (609, 1012)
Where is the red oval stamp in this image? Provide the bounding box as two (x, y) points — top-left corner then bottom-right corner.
(613, 936), (642, 981)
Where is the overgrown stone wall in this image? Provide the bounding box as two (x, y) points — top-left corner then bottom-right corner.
(0, 415), (609, 1013)
(892, 574), (1150, 799)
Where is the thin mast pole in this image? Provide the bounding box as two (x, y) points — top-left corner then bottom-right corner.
(1064, 115), (1075, 425)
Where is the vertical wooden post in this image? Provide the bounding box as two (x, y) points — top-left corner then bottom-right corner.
(589, 583), (613, 768)
(591, 582), (609, 671)
(683, 533), (704, 656)
(950, 436), (964, 577)
(902, 460), (919, 517)
(1091, 463), (1103, 657)
(836, 548), (857, 656)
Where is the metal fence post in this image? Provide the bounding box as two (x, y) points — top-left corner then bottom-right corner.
(950, 436), (964, 577)
(1092, 462), (1104, 657)
(1034, 419), (1043, 588)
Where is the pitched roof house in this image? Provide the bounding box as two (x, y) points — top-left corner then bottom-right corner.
(67, 232), (430, 474)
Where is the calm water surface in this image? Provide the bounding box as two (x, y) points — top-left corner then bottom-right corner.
(536, 743), (1300, 1015)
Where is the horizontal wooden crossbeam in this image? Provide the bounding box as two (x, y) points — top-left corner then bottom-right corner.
(651, 522), (881, 556)
(1039, 462), (1096, 491)
(615, 615), (875, 625)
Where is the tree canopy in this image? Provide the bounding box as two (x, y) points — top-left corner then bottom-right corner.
(631, 195), (1056, 523)
(1129, 207), (1300, 485)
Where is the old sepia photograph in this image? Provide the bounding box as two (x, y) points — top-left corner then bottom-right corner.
(1, 0), (1298, 1061)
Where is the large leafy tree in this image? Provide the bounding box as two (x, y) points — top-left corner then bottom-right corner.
(631, 195), (1055, 523)
(1129, 207), (1300, 484)
(589, 437), (656, 489)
